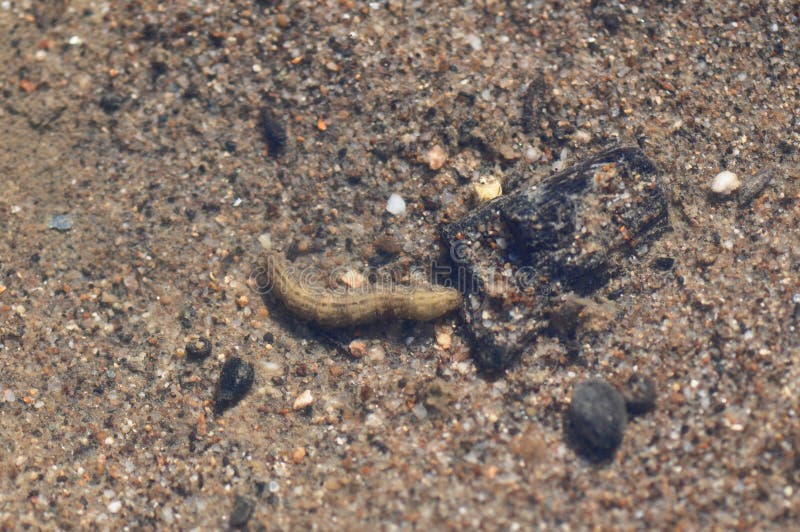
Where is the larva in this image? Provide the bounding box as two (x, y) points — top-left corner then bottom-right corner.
(258, 250), (462, 327)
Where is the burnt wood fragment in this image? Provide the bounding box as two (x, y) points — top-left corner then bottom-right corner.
(442, 147), (670, 371)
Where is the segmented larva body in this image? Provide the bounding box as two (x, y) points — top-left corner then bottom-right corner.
(261, 251), (462, 327)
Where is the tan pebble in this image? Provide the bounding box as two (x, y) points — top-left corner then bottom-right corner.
(196, 412), (207, 437)
(293, 389), (314, 410)
(435, 324), (452, 350)
(367, 344), (385, 362)
(572, 129), (591, 144)
(236, 294), (249, 308)
(123, 274), (139, 291)
(426, 145), (448, 170)
(348, 340), (367, 358)
(498, 144), (519, 161)
(275, 13), (290, 28)
(0, 285), (6, 295)
(100, 291), (119, 305)
(473, 179), (503, 203)
(340, 270), (367, 289)
(291, 447), (306, 463)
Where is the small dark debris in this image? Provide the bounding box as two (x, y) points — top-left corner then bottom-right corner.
(777, 140), (794, 157)
(229, 495), (255, 529)
(183, 83), (201, 100)
(568, 378), (627, 458)
(621, 374), (657, 416)
(185, 337), (212, 361)
(99, 94), (124, 114)
(259, 107), (287, 156)
(223, 140), (237, 153)
(737, 168), (775, 208)
(520, 73), (548, 135)
(652, 257), (675, 271)
(602, 14), (621, 33)
(150, 60), (168, 82)
(214, 357), (255, 413)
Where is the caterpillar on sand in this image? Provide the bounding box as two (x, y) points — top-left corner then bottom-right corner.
(256, 250), (462, 327)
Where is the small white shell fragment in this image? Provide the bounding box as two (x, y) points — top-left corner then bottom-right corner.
(710, 170), (740, 195)
(386, 193), (406, 215)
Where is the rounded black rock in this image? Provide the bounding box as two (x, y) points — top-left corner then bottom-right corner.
(185, 337), (212, 361)
(215, 357), (255, 412)
(622, 374), (657, 416)
(229, 495), (255, 528)
(568, 378), (628, 454)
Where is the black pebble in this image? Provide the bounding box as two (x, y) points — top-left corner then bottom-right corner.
(258, 107), (287, 156)
(229, 495), (255, 529)
(215, 357), (255, 413)
(223, 140), (237, 153)
(652, 257), (675, 271)
(185, 337), (212, 361)
(568, 378), (627, 455)
(622, 374), (657, 416)
(99, 94), (124, 114)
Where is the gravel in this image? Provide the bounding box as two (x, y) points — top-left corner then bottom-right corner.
(1, 0), (798, 528)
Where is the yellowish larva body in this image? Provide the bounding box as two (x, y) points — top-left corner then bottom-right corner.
(261, 251), (462, 327)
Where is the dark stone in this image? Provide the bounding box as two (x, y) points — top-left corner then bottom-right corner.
(652, 257), (675, 271)
(258, 107), (287, 156)
(229, 495), (255, 529)
(622, 374), (657, 416)
(737, 167), (775, 208)
(214, 357), (255, 413)
(568, 378), (627, 455)
(150, 60), (168, 82)
(602, 14), (621, 33)
(520, 73), (548, 135)
(441, 147), (670, 371)
(99, 94), (125, 114)
(185, 337), (212, 361)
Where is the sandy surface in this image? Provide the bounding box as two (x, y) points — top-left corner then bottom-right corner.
(1, 0), (799, 529)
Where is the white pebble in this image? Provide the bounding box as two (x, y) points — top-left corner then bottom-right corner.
(107, 501), (122, 513)
(524, 145), (542, 163)
(465, 34), (482, 51)
(386, 193), (406, 216)
(710, 170), (740, 195)
(293, 390), (314, 410)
